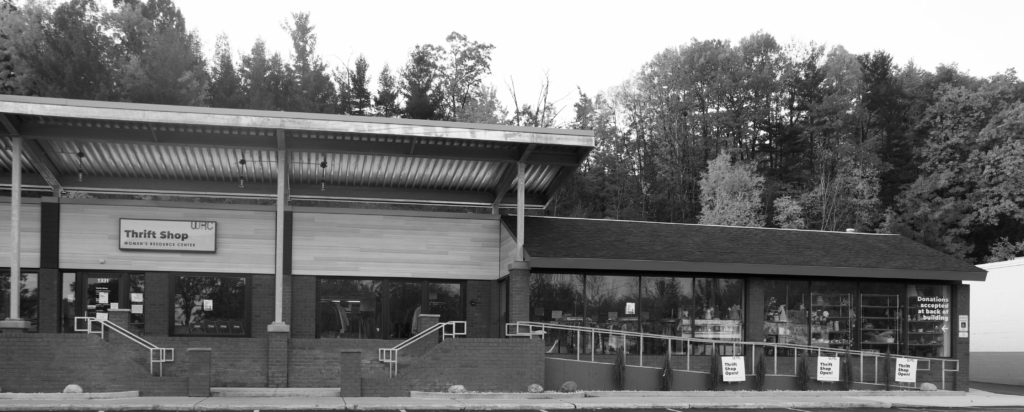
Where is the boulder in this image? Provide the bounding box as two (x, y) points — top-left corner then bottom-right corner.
(447, 384), (467, 394)
(62, 384), (83, 394)
(920, 382), (938, 391)
(559, 381), (578, 393)
(527, 383), (543, 393)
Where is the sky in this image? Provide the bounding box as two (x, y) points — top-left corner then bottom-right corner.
(176, 0), (1024, 122)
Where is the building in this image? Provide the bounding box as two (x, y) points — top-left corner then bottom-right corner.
(1, 95), (985, 395)
(969, 259), (1024, 385)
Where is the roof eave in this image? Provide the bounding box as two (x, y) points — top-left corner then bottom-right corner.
(528, 257), (987, 282)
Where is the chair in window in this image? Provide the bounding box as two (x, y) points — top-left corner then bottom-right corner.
(230, 321), (244, 335)
(190, 321), (204, 335)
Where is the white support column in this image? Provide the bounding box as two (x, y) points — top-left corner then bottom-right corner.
(269, 130), (289, 332)
(2, 137), (27, 329)
(516, 162), (525, 261)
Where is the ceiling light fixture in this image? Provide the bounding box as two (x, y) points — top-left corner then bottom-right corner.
(238, 157), (247, 189)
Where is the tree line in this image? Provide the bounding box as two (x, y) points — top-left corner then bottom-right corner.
(3, 0), (1023, 264)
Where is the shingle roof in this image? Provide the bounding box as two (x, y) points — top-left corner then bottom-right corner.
(503, 216), (985, 281)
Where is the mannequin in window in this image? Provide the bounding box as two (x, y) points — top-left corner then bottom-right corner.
(409, 305), (422, 336)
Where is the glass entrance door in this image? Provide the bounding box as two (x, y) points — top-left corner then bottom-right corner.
(73, 272), (145, 332)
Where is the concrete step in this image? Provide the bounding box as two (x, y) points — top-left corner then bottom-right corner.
(210, 387), (341, 397)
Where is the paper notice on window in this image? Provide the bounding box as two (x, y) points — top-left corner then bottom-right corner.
(131, 304), (144, 314)
(203, 299), (213, 311)
(95, 312), (109, 321)
(131, 293), (144, 303)
(109, 302), (119, 310)
(97, 291), (109, 304)
(625, 302), (636, 315)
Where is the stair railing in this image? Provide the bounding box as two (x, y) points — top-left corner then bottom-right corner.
(74, 316), (175, 376)
(378, 321), (466, 378)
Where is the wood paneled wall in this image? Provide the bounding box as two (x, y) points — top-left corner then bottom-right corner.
(0, 202), (41, 268)
(60, 204), (275, 274)
(499, 222), (517, 277)
(292, 212), (499, 280)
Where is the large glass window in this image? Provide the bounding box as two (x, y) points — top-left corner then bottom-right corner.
(763, 280), (809, 349)
(172, 274), (248, 336)
(810, 280), (855, 350)
(0, 271), (39, 332)
(316, 278), (464, 339)
(693, 278), (744, 354)
(318, 278), (382, 339)
(641, 276), (693, 355)
(529, 273), (584, 323)
(530, 273), (743, 355)
(907, 284), (951, 357)
(858, 282), (903, 353)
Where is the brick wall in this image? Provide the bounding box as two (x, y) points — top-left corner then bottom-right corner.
(388, 338), (545, 393)
(146, 336), (269, 387)
(291, 276), (317, 338)
(955, 283), (970, 390)
(508, 264), (530, 323)
(0, 333), (187, 395)
(250, 274), (276, 338)
(144, 272), (170, 336)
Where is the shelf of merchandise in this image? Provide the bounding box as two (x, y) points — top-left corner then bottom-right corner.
(859, 293), (900, 353)
(810, 292), (852, 350)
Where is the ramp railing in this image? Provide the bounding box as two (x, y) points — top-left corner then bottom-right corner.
(75, 316), (175, 376)
(507, 321), (959, 390)
(378, 321), (466, 378)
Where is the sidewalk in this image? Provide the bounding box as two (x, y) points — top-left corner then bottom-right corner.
(2, 389), (1024, 410)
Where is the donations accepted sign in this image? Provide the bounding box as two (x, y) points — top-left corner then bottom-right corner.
(119, 219), (217, 252)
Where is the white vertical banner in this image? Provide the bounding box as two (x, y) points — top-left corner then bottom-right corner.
(895, 358), (918, 383)
(817, 356), (841, 382)
(721, 356), (746, 382)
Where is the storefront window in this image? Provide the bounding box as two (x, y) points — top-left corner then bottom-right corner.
(586, 275), (639, 353)
(61, 272), (76, 332)
(529, 273), (584, 323)
(640, 276), (693, 354)
(426, 282), (463, 323)
(764, 280), (809, 349)
(318, 278), (382, 339)
(693, 278), (744, 354)
(172, 274), (248, 336)
(858, 282), (904, 353)
(529, 273), (584, 354)
(316, 278), (463, 339)
(907, 284), (951, 357)
(0, 271), (39, 332)
(809, 281), (855, 350)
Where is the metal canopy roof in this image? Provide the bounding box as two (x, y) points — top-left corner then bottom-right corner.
(0, 95), (594, 208)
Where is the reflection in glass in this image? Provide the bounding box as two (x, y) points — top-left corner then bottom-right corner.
(810, 280), (855, 350)
(61, 272), (76, 332)
(694, 278), (744, 354)
(389, 281), (422, 339)
(640, 277), (694, 354)
(426, 282), (463, 322)
(763, 280), (809, 351)
(0, 271), (38, 332)
(317, 278), (382, 339)
(172, 275), (248, 336)
(586, 275), (639, 353)
(529, 273), (584, 354)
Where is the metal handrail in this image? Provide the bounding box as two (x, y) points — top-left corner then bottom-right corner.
(378, 320), (466, 378)
(508, 321), (959, 390)
(75, 316), (175, 376)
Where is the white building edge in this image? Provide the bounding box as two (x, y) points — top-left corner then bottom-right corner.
(970, 258), (1024, 385)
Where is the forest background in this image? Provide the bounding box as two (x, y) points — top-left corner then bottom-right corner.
(3, 0), (1024, 264)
